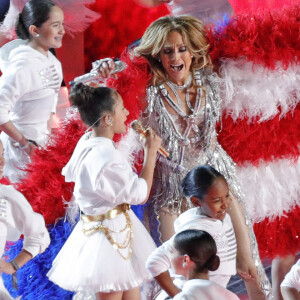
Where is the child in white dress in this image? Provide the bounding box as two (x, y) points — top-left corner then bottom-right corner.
(47, 83), (161, 300)
(172, 229), (239, 300)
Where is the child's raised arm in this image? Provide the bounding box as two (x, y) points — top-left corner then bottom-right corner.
(139, 128), (161, 203)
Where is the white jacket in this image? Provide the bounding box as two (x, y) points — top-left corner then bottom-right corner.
(0, 184), (50, 259)
(0, 39), (62, 144)
(62, 132), (148, 215)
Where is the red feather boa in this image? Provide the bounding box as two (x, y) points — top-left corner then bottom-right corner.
(84, 0), (169, 70)
(254, 206), (300, 259)
(15, 113), (85, 225)
(107, 53), (152, 125)
(229, 0), (298, 14)
(207, 4), (300, 69)
(217, 104), (300, 166)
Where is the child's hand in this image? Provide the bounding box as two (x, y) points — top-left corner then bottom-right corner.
(237, 256), (257, 281)
(0, 259), (15, 275)
(144, 128), (161, 155)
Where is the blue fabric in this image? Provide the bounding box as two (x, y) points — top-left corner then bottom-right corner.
(2, 219), (75, 299)
(213, 13), (231, 33)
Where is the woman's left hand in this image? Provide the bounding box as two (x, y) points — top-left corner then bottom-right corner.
(0, 259), (15, 275)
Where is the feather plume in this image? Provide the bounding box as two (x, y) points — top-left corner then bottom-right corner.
(0, 0), (100, 38)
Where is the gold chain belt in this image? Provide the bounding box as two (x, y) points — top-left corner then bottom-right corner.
(81, 203), (133, 260)
(81, 203), (131, 222)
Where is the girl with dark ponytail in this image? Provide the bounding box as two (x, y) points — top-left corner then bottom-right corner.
(47, 83), (162, 300)
(172, 229), (239, 300)
(0, 0), (65, 182)
(15, 0), (56, 40)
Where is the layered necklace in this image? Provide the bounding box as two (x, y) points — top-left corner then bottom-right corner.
(166, 74), (192, 109)
(159, 69), (204, 135)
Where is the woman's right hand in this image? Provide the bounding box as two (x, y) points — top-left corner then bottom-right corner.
(94, 58), (117, 78)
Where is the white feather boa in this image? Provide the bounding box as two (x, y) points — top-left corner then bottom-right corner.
(237, 157), (300, 222)
(0, 0), (100, 38)
(219, 58), (300, 122)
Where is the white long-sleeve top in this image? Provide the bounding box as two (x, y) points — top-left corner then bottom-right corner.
(281, 259), (300, 292)
(0, 39), (62, 145)
(0, 184), (50, 258)
(146, 208), (236, 279)
(62, 132), (148, 215)
(173, 279), (239, 300)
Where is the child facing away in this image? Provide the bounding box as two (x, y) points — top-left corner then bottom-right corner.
(47, 83), (161, 300)
(0, 140), (50, 299)
(146, 165), (253, 298)
(172, 229), (239, 300)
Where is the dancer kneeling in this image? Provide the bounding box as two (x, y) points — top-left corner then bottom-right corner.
(146, 165), (246, 298)
(172, 229), (239, 300)
(47, 83), (161, 300)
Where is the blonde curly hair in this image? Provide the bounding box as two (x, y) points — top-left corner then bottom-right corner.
(134, 15), (212, 86)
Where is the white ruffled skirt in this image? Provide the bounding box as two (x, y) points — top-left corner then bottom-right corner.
(47, 209), (156, 293)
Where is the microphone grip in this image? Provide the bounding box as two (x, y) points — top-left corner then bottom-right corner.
(70, 72), (100, 86)
(70, 60), (126, 86)
(131, 120), (170, 158)
(137, 129), (170, 158)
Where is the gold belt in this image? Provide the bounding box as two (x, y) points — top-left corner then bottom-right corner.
(81, 203), (133, 260)
(81, 203), (131, 223)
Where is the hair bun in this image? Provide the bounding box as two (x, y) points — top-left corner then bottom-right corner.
(70, 83), (95, 108)
(205, 254), (220, 271)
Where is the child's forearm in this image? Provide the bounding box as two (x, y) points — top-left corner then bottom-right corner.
(0, 249), (33, 275)
(154, 271), (181, 297)
(140, 148), (157, 203)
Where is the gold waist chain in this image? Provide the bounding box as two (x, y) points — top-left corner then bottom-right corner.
(81, 205), (133, 260)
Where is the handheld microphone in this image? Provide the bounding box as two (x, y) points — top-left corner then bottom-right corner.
(130, 120), (170, 159)
(70, 60), (126, 86)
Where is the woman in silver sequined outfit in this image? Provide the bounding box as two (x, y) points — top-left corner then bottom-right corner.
(96, 16), (271, 299)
